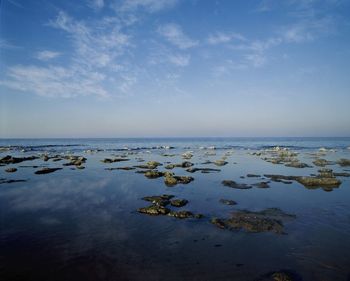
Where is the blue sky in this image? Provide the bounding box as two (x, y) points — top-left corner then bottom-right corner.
(1, 0), (350, 138)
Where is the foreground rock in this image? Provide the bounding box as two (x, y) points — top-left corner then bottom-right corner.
(337, 158), (350, 167)
(211, 208), (296, 234)
(221, 180), (252, 189)
(142, 194), (174, 206)
(168, 210), (194, 219)
(164, 175), (194, 186)
(34, 167), (62, 174)
(312, 158), (334, 167)
(134, 161), (162, 169)
(101, 157), (129, 164)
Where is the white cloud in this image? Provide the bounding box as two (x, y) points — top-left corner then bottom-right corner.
(88, 0), (104, 9)
(36, 50), (61, 61)
(158, 23), (198, 49)
(168, 53), (190, 67)
(207, 32), (245, 45)
(120, 0), (178, 12)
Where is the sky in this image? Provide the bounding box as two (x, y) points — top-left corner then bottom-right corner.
(1, 0), (350, 138)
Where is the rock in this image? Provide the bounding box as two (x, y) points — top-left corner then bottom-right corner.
(0, 155), (38, 165)
(34, 167), (62, 174)
(144, 170), (164, 179)
(164, 175), (178, 186)
(337, 158), (350, 167)
(101, 158), (129, 163)
(142, 194), (174, 206)
(334, 172), (350, 177)
(168, 210), (194, 219)
(219, 199), (237, 205)
(174, 176), (194, 184)
(186, 167), (220, 173)
(138, 205), (170, 215)
(170, 199), (188, 207)
(5, 168), (17, 173)
(105, 167), (135, 170)
(221, 180), (252, 189)
(296, 177), (341, 188)
(285, 161), (311, 168)
(253, 181), (271, 188)
(226, 208), (295, 234)
(194, 214), (204, 219)
(211, 218), (226, 229)
(182, 152), (193, 159)
(257, 270), (300, 281)
(247, 174), (260, 177)
(312, 158), (334, 167)
(165, 161), (193, 169)
(134, 161), (162, 169)
(214, 159), (228, 166)
(76, 165), (85, 169)
(0, 179), (27, 184)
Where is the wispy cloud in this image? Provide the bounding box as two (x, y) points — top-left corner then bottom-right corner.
(168, 53), (190, 67)
(88, 0), (104, 10)
(36, 50), (61, 61)
(207, 32), (246, 45)
(119, 0), (178, 13)
(158, 23), (198, 49)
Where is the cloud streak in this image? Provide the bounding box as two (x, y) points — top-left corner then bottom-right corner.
(158, 23), (198, 49)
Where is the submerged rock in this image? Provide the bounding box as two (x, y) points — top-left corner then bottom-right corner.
(170, 199), (188, 207)
(212, 208), (295, 234)
(221, 180), (252, 189)
(5, 168), (17, 173)
(138, 205), (170, 215)
(247, 174), (261, 178)
(105, 167), (135, 170)
(253, 181), (271, 188)
(211, 218), (226, 229)
(165, 161), (194, 169)
(101, 158), (129, 164)
(34, 167), (62, 174)
(219, 199), (237, 205)
(0, 179), (27, 184)
(186, 167), (221, 173)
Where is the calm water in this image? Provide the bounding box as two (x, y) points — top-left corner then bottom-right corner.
(1, 138), (350, 281)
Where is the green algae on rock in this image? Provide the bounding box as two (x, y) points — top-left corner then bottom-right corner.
(170, 199), (188, 207)
(168, 210), (194, 219)
(138, 205), (170, 215)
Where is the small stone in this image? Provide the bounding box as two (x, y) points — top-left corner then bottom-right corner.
(170, 199), (188, 207)
(5, 168), (17, 173)
(219, 199), (237, 205)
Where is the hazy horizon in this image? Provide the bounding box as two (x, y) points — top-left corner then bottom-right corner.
(1, 0), (350, 138)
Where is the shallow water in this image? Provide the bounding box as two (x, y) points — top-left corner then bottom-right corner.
(1, 138), (350, 281)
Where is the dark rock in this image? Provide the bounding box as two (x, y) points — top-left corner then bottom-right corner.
(247, 174), (261, 178)
(34, 168), (62, 174)
(0, 155), (38, 165)
(105, 167), (135, 170)
(142, 194), (174, 206)
(5, 168), (17, 173)
(211, 218), (226, 229)
(285, 161), (311, 168)
(312, 158), (334, 167)
(253, 181), (271, 188)
(0, 179), (27, 184)
(221, 180), (252, 189)
(170, 199), (188, 207)
(174, 175), (194, 184)
(186, 167), (221, 173)
(134, 161), (162, 169)
(144, 170), (164, 179)
(101, 158), (129, 163)
(337, 158), (350, 167)
(219, 199), (237, 205)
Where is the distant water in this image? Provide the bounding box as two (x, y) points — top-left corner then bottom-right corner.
(1, 137), (350, 153)
(1, 137), (350, 281)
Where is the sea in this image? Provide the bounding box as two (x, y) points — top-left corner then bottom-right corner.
(1, 137), (350, 281)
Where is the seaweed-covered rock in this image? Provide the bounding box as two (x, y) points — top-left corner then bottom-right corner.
(164, 175), (178, 186)
(211, 208), (295, 234)
(144, 170), (164, 179)
(219, 199), (237, 205)
(5, 168), (17, 173)
(170, 199), (188, 207)
(285, 161), (311, 168)
(134, 161), (162, 169)
(34, 167), (62, 174)
(337, 158), (350, 167)
(221, 180), (252, 189)
(165, 161), (193, 169)
(138, 205), (170, 215)
(142, 194), (174, 206)
(312, 158), (334, 167)
(174, 176), (194, 184)
(168, 210), (194, 219)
